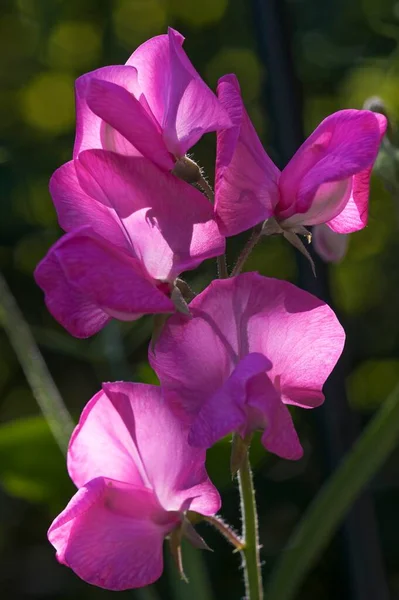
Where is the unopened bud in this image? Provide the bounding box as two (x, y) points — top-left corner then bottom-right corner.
(172, 155), (202, 184)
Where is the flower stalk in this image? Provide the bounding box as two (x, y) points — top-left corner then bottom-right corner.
(238, 446), (263, 600)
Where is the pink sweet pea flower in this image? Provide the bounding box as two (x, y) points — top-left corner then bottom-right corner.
(34, 150), (225, 338)
(313, 224), (349, 263)
(74, 27), (231, 170)
(150, 273), (345, 459)
(215, 75), (387, 238)
(48, 383), (220, 590)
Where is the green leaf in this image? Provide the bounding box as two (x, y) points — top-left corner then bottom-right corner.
(265, 382), (399, 600)
(0, 416), (74, 509)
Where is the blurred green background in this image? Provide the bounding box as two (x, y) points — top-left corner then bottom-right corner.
(1, 0), (399, 598)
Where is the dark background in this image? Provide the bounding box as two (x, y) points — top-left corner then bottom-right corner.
(1, 0), (399, 598)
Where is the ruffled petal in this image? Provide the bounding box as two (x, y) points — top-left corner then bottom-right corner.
(48, 477), (171, 590)
(215, 75), (280, 236)
(76, 150), (225, 279)
(49, 159), (129, 250)
(53, 228), (174, 318)
(327, 112), (387, 233)
(74, 65), (141, 158)
(247, 374), (303, 460)
(152, 274), (345, 417)
(128, 28), (231, 157)
(34, 241), (110, 338)
(101, 383), (221, 516)
(86, 78), (174, 170)
(189, 353), (271, 448)
(278, 110), (387, 224)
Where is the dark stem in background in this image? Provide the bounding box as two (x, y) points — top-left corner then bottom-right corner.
(250, 1), (390, 599)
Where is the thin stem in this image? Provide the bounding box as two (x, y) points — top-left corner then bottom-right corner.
(203, 515), (244, 551)
(197, 175), (228, 279)
(0, 272), (74, 454)
(231, 226), (263, 277)
(238, 448), (263, 600)
(198, 175), (215, 203)
(217, 254), (229, 279)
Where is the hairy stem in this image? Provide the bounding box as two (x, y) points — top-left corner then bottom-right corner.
(231, 226), (263, 277)
(238, 448), (263, 600)
(0, 272), (74, 454)
(198, 175), (215, 203)
(217, 254), (229, 279)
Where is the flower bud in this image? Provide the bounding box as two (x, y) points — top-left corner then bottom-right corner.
(172, 155), (202, 183)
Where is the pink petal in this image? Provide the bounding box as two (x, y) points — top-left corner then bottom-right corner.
(278, 110), (387, 224)
(312, 224), (348, 263)
(215, 75), (280, 236)
(126, 30), (184, 128)
(86, 78), (174, 170)
(189, 353), (271, 448)
(101, 383), (221, 516)
(151, 274), (345, 417)
(74, 65), (141, 158)
(76, 150), (226, 279)
(34, 242), (110, 338)
(247, 374), (303, 460)
(54, 228), (174, 317)
(48, 477), (171, 590)
(50, 160), (130, 251)
(128, 28), (231, 157)
(68, 389), (147, 489)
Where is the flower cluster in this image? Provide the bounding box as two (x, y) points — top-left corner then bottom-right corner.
(38, 28), (385, 591)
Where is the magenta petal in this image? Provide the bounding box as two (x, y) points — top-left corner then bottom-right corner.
(163, 30), (232, 156)
(215, 75), (280, 236)
(126, 30), (184, 127)
(76, 150), (225, 279)
(313, 224), (348, 262)
(128, 28), (231, 157)
(54, 229), (174, 317)
(152, 274), (345, 419)
(102, 383), (221, 516)
(278, 110), (387, 222)
(68, 388), (147, 489)
(189, 353), (271, 448)
(247, 374), (303, 460)
(34, 243), (110, 338)
(49, 160), (129, 250)
(326, 112), (387, 233)
(48, 477), (170, 590)
(86, 79), (174, 170)
(74, 65), (141, 158)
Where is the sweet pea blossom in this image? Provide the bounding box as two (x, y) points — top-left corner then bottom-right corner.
(74, 27), (231, 172)
(215, 75), (387, 238)
(34, 150), (225, 338)
(48, 382), (220, 590)
(313, 224), (349, 263)
(150, 273), (345, 459)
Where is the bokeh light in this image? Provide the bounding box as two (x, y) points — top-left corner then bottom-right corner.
(167, 0), (229, 26)
(113, 0), (167, 49)
(20, 72), (75, 134)
(47, 21), (102, 70)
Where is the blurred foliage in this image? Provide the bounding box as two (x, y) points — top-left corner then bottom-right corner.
(0, 416), (73, 509)
(0, 0), (399, 598)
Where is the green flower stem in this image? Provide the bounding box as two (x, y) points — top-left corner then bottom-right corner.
(238, 448), (263, 600)
(0, 272), (74, 454)
(265, 381), (399, 600)
(231, 225), (263, 277)
(217, 254), (229, 279)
